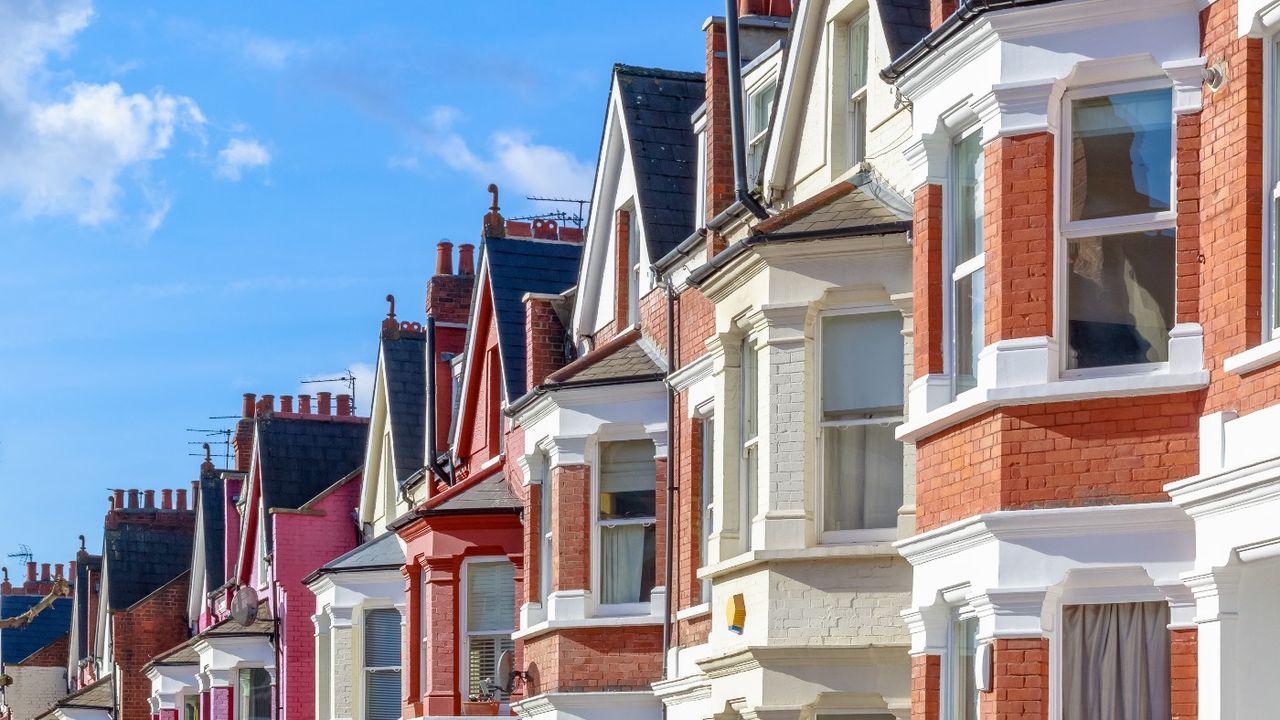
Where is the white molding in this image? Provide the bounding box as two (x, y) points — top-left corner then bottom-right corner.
(1223, 335), (1280, 375)
(514, 691), (660, 720)
(977, 79), (1058, 138)
(667, 353), (713, 393)
(1163, 57), (1209, 114)
(696, 542), (899, 581)
(1241, 0), (1280, 37)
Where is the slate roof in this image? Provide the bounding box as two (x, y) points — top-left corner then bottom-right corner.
(45, 675), (112, 714)
(144, 636), (200, 668)
(309, 531), (405, 582)
(380, 333), (427, 484)
(0, 595), (72, 664)
(199, 472), (226, 589)
(72, 554), (100, 662)
(754, 181), (906, 236)
(430, 472), (521, 514)
(484, 237), (583, 400)
(104, 522), (194, 611)
(256, 416), (368, 513)
(880, 0), (931, 61)
(615, 65), (705, 261)
(551, 336), (664, 384)
(204, 604), (274, 637)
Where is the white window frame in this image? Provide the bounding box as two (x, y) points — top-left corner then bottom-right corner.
(847, 12), (870, 168)
(538, 453), (553, 603)
(458, 557), (515, 704)
(361, 606), (402, 720)
(944, 126), (986, 399)
(235, 667), (271, 720)
(1056, 77), (1178, 379)
(696, 408), (715, 603)
(1266, 36), (1280, 339)
(590, 435), (658, 616)
(940, 607), (980, 720)
(739, 337), (760, 553)
(815, 307), (905, 544)
(746, 79), (777, 185)
(627, 208), (641, 326)
(694, 126), (708, 226)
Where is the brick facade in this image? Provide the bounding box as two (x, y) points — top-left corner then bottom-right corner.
(521, 626), (663, 696)
(913, 184), (944, 378)
(982, 638), (1048, 720)
(112, 574), (190, 720)
(984, 133), (1054, 343)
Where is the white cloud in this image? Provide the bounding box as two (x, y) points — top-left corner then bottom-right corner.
(239, 35), (304, 69)
(216, 138), (271, 181)
(0, 0), (205, 227)
(402, 105), (593, 201)
(299, 362), (376, 417)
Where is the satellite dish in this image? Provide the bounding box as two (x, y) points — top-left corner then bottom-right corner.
(230, 586), (259, 627)
(495, 650), (518, 694)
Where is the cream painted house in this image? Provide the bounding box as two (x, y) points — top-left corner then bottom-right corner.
(654, 2), (927, 719)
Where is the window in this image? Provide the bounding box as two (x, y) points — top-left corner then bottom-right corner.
(1060, 602), (1169, 719)
(1063, 86), (1176, 371)
(847, 13), (870, 167)
(464, 561), (515, 699)
(747, 80), (777, 185)
(363, 608), (401, 720)
(597, 440), (657, 606)
(739, 339), (760, 551)
(236, 668), (271, 720)
(698, 414), (715, 602)
(949, 129), (985, 395)
(819, 312), (905, 537)
(183, 696), (199, 720)
(627, 210), (641, 326)
(944, 614), (979, 720)
(538, 455), (553, 603)
(1269, 38), (1280, 337)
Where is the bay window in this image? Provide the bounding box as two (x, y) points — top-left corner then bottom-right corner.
(949, 129), (985, 395)
(597, 440), (656, 607)
(740, 338), (760, 551)
(1063, 85), (1175, 371)
(847, 13), (870, 167)
(943, 614), (979, 720)
(363, 608), (401, 720)
(1060, 602), (1169, 720)
(819, 312), (904, 538)
(463, 561), (515, 699)
(538, 455), (553, 603)
(236, 668), (271, 720)
(747, 80), (777, 184)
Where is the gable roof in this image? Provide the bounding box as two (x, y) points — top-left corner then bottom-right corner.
(256, 417), (369, 513)
(103, 521), (194, 611)
(880, 0), (931, 61)
(430, 471), (521, 514)
(0, 595), (72, 664)
(484, 237), (583, 400)
(380, 333), (427, 484)
(615, 65), (706, 261)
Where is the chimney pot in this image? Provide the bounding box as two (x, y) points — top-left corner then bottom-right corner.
(177, 488), (188, 511)
(26, 562), (36, 582)
(161, 489), (173, 510)
(41, 563), (50, 582)
(192, 480), (199, 500)
(69, 561), (76, 579)
(113, 489), (125, 509)
(242, 393), (257, 418)
(318, 392), (332, 416)
(436, 241), (454, 275)
(458, 244), (475, 275)
(299, 394), (312, 414)
(260, 395), (275, 417)
(144, 489), (156, 509)
(128, 489), (139, 509)
(55, 563), (64, 580)
(336, 394), (351, 416)
(281, 395), (293, 413)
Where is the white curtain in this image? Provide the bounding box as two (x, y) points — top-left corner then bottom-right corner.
(1061, 601), (1169, 720)
(600, 524), (645, 604)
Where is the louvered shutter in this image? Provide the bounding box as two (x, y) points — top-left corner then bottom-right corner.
(467, 563), (515, 632)
(364, 608), (402, 720)
(468, 636), (516, 697)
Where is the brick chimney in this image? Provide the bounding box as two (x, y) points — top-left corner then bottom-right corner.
(234, 393), (256, 472)
(40, 563), (50, 582)
(1, 568), (10, 595)
(436, 241), (454, 275)
(299, 394), (313, 414)
(161, 489), (173, 510)
(25, 562), (35, 584)
(458, 244), (475, 275)
(337, 394), (351, 416)
(525, 294), (571, 389)
(738, 0), (790, 16)
(931, 0), (957, 29)
(318, 392), (332, 416)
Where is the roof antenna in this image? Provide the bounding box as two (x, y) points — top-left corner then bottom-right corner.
(483, 183), (506, 238)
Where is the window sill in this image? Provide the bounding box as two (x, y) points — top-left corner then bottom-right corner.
(1223, 335), (1280, 375)
(675, 603), (710, 622)
(512, 612), (663, 641)
(697, 542), (900, 581)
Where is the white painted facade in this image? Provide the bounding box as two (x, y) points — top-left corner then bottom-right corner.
(309, 570), (405, 720)
(2, 665), (68, 720)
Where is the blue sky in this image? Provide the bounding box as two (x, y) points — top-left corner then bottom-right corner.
(0, 1), (710, 571)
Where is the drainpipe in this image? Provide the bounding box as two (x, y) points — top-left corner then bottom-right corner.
(660, 278), (677, 682)
(424, 317), (452, 490)
(725, 0), (769, 221)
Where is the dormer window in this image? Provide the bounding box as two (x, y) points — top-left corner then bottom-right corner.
(747, 79), (777, 184)
(847, 13), (870, 167)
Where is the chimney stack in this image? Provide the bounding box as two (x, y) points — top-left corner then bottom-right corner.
(55, 563), (64, 580)
(41, 563), (50, 582)
(458, 244), (475, 275)
(436, 241), (454, 275)
(69, 561), (76, 579)
(299, 394), (313, 414)
(280, 395), (294, 413)
(930, 0), (956, 29)
(114, 489), (125, 510)
(337, 394), (351, 416)
(26, 562), (36, 583)
(260, 394), (275, 417)
(318, 392), (332, 416)
(177, 488), (188, 511)
(144, 489), (156, 509)
(738, 0), (791, 16)
(235, 394), (257, 472)
(242, 393), (257, 418)
(128, 489), (139, 509)
(161, 489), (173, 510)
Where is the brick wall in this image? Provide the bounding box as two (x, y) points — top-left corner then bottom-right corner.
(703, 20), (734, 223)
(913, 185), (944, 378)
(985, 134), (1054, 343)
(426, 273), (474, 326)
(112, 574), (190, 720)
(1170, 627), (1197, 720)
(614, 210), (632, 328)
(550, 465), (589, 592)
(521, 626), (663, 695)
(911, 655), (940, 720)
(525, 296), (569, 390)
(17, 632), (69, 666)
(930, 0), (956, 30)
(981, 638), (1048, 720)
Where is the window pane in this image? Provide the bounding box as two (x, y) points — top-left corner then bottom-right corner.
(950, 617), (979, 720)
(1067, 230), (1175, 369)
(822, 313), (904, 418)
(848, 17), (868, 92)
(365, 670), (401, 720)
(363, 608), (401, 668)
(1274, 196), (1280, 331)
(823, 423), (904, 531)
(467, 562), (515, 632)
(954, 268), (983, 392)
(699, 416), (714, 602)
(850, 97), (867, 166)
(599, 440), (656, 519)
(741, 341), (758, 439)
(237, 668), (271, 720)
(743, 444), (758, 550)
(539, 465), (553, 602)
(953, 130), (985, 263)
(599, 523), (656, 604)
(1061, 602), (1170, 720)
(1070, 89), (1172, 221)
(468, 636), (515, 698)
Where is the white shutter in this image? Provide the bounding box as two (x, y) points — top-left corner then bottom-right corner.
(363, 608), (401, 668)
(468, 636), (516, 697)
(467, 562), (515, 633)
(365, 669), (401, 720)
(821, 313), (904, 417)
(599, 440), (656, 519)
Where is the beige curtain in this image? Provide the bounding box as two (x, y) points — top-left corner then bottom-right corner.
(1062, 601), (1170, 720)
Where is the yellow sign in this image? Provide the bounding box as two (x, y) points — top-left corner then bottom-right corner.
(726, 593), (745, 634)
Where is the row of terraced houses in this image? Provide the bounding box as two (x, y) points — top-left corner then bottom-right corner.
(4, 0), (1280, 718)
